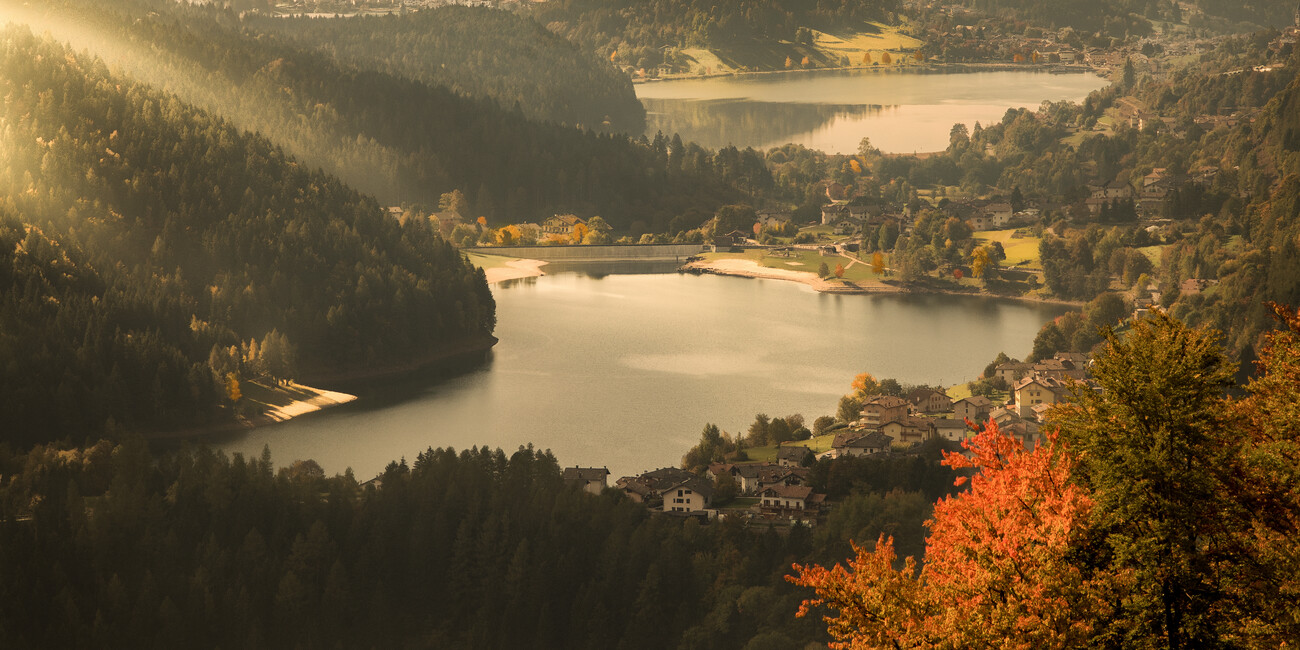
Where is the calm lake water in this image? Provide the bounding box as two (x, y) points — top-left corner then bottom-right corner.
(637, 68), (1108, 153)
(210, 268), (1067, 480)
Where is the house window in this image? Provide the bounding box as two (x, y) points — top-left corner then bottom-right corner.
(677, 490), (683, 497)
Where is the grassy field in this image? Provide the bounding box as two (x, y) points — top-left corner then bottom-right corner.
(812, 23), (924, 60)
(464, 251), (520, 270)
(974, 228), (1043, 269)
(744, 432), (840, 462)
(679, 47), (735, 74)
(719, 497), (760, 511)
(669, 23), (924, 74)
(1136, 244), (1166, 267)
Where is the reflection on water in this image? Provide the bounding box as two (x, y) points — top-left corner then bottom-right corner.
(208, 269), (1069, 481)
(643, 98), (884, 153)
(539, 259), (685, 278)
(637, 68), (1108, 153)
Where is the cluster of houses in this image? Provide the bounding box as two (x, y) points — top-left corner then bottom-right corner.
(561, 447), (828, 522)
(1082, 164), (1222, 218)
(560, 350), (1096, 526)
(829, 351), (1095, 460)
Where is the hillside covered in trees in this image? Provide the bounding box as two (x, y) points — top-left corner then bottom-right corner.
(0, 26), (495, 446)
(1, 0), (743, 230)
(530, 0), (903, 72)
(247, 7), (647, 134)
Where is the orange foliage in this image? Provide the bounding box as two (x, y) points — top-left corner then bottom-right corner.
(570, 222), (590, 244)
(849, 159), (862, 174)
(850, 372), (878, 397)
(880, 51), (892, 64)
(871, 252), (885, 275)
(834, 263), (845, 278)
(861, 52), (872, 65)
(789, 421), (1109, 648)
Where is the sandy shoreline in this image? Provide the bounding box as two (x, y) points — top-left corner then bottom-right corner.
(484, 258), (548, 284)
(259, 382), (358, 423)
(682, 258), (903, 293)
(682, 258), (1084, 306)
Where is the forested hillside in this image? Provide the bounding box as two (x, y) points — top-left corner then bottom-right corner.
(0, 441), (828, 648)
(0, 27), (494, 445)
(530, 0), (901, 72)
(958, 0), (1296, 32)
(247, 7), (646, 134)
(1, 0), (742, 228)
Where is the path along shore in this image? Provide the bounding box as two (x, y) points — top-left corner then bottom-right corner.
(681, 257), (1084, 307)
(682, 258), (902, 294)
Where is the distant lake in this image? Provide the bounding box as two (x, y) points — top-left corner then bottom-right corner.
(636, 68), (1108, 154)
(208, 267), (1068, 480)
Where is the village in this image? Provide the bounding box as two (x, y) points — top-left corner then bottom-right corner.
(559, 348), (1097, 528)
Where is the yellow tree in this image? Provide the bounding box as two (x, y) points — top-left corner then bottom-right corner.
(851, 372), (879, 397)
(225, 372), (241, 404)
(834, 263), (845, 278)
(785, 56), (794, 69)
(801, 55), (811, 67)
(871, 251), (885, 275)
(570, 222), (589, 244)
(862, 51), (872, 65)
(914, 49), (924, 62)
(972, 245), (990, 279)
(498, 225), (522, 245)
(880, 51), (892, 64)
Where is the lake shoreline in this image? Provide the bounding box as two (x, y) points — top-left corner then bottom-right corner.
(147, 333), (499, 442)
(635, 61), (1104, 84)
(680, 258), (1084, 308)
(484, 258), (548, 283)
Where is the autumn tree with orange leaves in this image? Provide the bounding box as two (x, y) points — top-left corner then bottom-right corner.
(789, 420), (1109, 649)
(791, 308), (1300, 648)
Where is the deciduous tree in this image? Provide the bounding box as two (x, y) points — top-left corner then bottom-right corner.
(1047, 310), (1243, 647)
(789, 420), (1106, 648)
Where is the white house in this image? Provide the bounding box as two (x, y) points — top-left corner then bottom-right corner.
(760, 484), (815, 510)
(662, 477), (714, 513)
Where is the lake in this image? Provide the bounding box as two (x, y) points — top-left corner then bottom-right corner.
(636, 68), (1108, 154)
(209, 268), (1068, 480)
